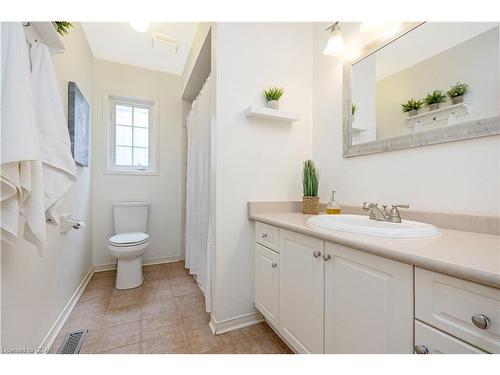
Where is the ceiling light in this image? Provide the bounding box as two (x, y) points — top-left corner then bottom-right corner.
(323, 22), (344, 56)
(130, 21), (149, 33)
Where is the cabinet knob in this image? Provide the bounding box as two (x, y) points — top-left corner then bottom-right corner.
(271, 262), (278, 268)
(414, 345), (429, 354)
(261, 233), (268, 239)
(313, 251), (321, 258)
(322, 254), (331, 261)
(471, 314), (490, 330)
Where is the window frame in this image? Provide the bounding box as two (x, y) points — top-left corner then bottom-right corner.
(106, 95), (159, 175)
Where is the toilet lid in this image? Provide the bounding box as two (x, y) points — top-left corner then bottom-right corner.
(110, 232), (149, 245)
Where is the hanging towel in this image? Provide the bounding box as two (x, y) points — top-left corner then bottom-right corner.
(1, 22), (46, 246)
(30, 41), (77, 224)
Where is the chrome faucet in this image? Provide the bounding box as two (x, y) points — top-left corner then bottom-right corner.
(363, 202), (409, 223)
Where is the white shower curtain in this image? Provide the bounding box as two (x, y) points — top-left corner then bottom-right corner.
(185, 75), (213, 312)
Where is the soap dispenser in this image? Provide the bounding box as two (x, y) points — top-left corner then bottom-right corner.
(326, 190), (341, 214)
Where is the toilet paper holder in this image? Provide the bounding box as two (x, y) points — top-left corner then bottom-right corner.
(59, 213), (86, 233)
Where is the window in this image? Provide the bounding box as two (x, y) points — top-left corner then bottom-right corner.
(108, 96), (157, 174)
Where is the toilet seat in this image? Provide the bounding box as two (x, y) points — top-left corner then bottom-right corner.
(109, 232), (149, 247)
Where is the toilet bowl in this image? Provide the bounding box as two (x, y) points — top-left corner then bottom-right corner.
(108, 202), (150, 289)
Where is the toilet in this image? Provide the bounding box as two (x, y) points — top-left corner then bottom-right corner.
(108, 202), (150, 289)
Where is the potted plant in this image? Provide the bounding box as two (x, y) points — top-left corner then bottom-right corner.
(302, 160), (320, 215)
(263, 87), (284, 110)
(401, 99), (423, 117)
(447, 82), (469, 105)
(352, 103), (358, 122)
(424, 90), (446, 111)
(54, 21), (73, 36)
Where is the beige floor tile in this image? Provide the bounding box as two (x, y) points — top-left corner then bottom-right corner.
(166, 262), (190, 277)
(140, 331), (192, 354)
(108, 287), (143, 309)
(141, 313), (182, 341)
(143, 264), (170, 281)
(79, 286), (113, 304)
(80, 321), (141, 353)
(142, 286), (173, 303)
(171, 281), (202, 297)
(169, 275), (195, 287)
(86, 272), (116, 289)
(142, 297), (177, 320)
(60, 311), (105, 335)
(100, 343), (142, 354)
(102, 304), (142, 328)
(142, 277), (171, 290)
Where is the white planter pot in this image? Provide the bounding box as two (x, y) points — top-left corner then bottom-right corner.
(267, 100), (279, 110)
(408, 109), (418, 117)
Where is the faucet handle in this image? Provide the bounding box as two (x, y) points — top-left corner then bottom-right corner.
(388, 204), (409, 223)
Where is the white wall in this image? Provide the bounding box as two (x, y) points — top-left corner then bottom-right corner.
(213, 23), (313, 322)
(92, 60), (183, 267)
(1, 23), (94, 348)
(313, 22), (500, 215)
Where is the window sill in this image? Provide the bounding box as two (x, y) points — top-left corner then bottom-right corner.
(104, 169), (159, 176)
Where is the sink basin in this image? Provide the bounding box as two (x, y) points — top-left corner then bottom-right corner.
(307, 214), (440, 239)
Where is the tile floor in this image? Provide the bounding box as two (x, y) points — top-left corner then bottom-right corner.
(52, 261), (292, 354)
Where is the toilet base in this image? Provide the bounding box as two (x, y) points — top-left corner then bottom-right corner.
(116, 256), (144, 289)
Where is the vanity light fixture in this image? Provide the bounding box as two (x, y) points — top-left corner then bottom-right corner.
(323, 22), (344, 56)
(130, 21), (150, 33)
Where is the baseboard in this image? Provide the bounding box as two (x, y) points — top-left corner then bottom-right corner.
(39, 267), (94, 352)
(209, 311), (264, 335)
(93, 255), (181, 273)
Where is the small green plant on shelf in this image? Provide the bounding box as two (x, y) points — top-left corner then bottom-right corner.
(352, 103), (358, 116)
(424, 90), (446, 110)
(55, 21), (73, 36)
(401, 99), (423, 113)
(263, 87), (284, 101)
(302, 160), (319, 197)
(447, 82), (469, 104)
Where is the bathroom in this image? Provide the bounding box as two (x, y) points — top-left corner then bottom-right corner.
(1, 1), (499, 373)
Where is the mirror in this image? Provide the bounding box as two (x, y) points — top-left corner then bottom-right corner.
(344, 22), (500, 157)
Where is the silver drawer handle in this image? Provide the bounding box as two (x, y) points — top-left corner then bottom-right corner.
(313, 251), (321, 258)
(271, 262), (278, 268)
(261, 233), (268, 239)
(471, 314), (490, 330)
(414, 345), (429, 354)
(322, 254), (331, 261)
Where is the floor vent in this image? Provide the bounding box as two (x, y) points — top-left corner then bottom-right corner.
(57, 329), (88, 354)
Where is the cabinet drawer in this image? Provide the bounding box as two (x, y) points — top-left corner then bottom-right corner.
(255, 222), (279, 251)
(415, 320), (486, 354)
(415, 268), (500, 353)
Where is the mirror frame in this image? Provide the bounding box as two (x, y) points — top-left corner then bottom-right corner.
(343, 22), (500, 158)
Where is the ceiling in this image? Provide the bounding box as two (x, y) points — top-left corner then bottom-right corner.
(81, 22), (198, 75)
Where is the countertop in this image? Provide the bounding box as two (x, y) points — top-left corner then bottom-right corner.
(249, 212), (500, 289)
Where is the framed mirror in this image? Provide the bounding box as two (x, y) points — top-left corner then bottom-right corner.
(343, 22), (500, 157)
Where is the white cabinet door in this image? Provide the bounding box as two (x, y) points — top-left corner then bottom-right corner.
(279, 230), (324, 353)
(324, 242), (414, 353)
(255, 243), (280, 327)
(415, 320), (486, 354)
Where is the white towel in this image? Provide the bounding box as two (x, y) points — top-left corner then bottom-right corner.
(1, 22), (46, 246)
(30, 41), (77, 223)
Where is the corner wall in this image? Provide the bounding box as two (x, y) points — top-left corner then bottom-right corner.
(312, 22), (500, 215)
(1, 23), (94, 349)
(212, 23), (314, 322)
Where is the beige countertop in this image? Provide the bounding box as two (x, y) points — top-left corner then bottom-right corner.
(249, 211), (500, 289)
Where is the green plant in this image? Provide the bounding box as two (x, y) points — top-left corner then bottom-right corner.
(55, 21), (73, 36)
(447, 82), (469, 98)
(352, 103), (358, 116)
(424, 90), (446, 106)
(302, 160), (319, 197)
(401, 99), (423, 113)
(263, 87), (284, 102)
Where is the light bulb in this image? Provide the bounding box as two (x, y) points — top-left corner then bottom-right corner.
(323, 24), (344, 56)
(130, 21), (149, 33)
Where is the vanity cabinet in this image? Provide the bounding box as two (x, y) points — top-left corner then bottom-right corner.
(279, 230), (324, 353)
(255, 243), (280, 327)
(324, 242), (414, 353)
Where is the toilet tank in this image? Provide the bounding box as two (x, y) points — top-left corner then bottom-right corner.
(113, 202), (150, 234)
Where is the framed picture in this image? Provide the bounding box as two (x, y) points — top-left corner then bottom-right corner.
(68, 81), (89, 167)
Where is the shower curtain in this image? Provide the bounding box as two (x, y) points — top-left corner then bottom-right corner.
(185, 75), (213, 312)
